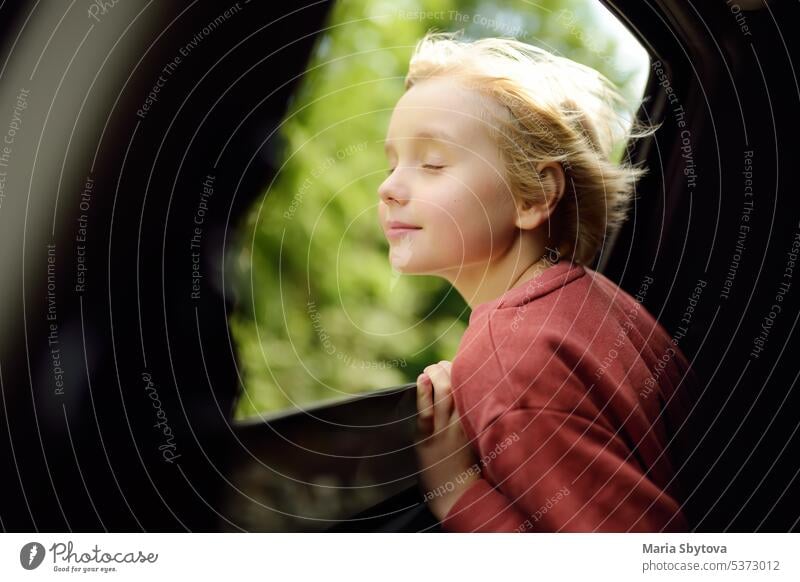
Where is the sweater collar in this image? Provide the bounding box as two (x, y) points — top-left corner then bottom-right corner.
(468, 260), (586, 324)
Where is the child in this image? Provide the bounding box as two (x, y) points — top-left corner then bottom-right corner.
(378, 30), (698, 532)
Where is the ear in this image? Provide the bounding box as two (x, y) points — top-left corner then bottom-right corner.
(513, 161), (566, 230)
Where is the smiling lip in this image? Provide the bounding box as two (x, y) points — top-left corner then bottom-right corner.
(386, 227), (422, 239)
(385, 221), (422, 239)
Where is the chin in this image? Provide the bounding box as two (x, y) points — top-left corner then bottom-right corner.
(389, 259), (423, 274)
(391, 259), (457, 279)
(387, 254), (430, 275)
(387, 237), (461, 276)
(388, 237), (417, 270)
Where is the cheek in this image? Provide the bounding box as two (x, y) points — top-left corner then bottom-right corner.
(427, 174), (515, 256)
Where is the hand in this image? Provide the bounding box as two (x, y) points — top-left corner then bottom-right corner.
(414, 360), (482, 521)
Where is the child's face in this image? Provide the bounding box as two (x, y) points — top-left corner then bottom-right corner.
(378, 77), (522, 280)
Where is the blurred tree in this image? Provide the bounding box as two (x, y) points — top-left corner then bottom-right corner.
(228, 0), (649, 419)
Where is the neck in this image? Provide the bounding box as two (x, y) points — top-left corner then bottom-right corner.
(440, 232), (560, 309)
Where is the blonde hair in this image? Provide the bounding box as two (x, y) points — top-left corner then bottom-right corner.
(404, 30), (654, 265)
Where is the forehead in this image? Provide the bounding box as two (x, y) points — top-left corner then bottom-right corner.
(383, 127), (458, 153)
(383, 78), (496, 153)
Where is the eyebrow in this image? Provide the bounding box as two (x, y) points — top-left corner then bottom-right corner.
(383, 129), (457, 154)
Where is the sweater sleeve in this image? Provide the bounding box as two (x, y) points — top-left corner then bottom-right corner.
(440, 407), (689, 532)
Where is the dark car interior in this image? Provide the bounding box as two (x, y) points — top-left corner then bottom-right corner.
(0, 0), (798, 532)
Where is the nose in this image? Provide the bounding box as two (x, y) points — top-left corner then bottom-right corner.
(378, 169), (409, 206)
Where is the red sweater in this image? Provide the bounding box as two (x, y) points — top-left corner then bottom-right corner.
(441, 260), (696, 532)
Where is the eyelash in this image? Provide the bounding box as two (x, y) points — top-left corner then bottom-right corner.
(386, 164), (445, 176)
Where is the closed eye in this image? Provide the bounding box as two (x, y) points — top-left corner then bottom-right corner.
(386, 164), (444, 176)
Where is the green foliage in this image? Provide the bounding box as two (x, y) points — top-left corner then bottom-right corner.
(228, 0), (649, 420)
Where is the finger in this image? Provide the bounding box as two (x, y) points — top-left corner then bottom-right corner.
(439, 361), (457, 427)
(448, 406), (467, 438)
(416, 373), (433, 436)
(426, 364), (453, 431)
